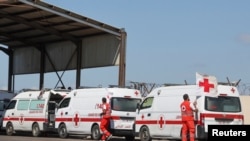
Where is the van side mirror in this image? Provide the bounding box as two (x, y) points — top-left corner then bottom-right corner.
(137, 103), (140, 110)
(136, 103), (141, 114)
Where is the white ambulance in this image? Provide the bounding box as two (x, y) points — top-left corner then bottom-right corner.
(135, 77), (243, 141)
(55, 87), (142, 140)
(2, 89), (69, 137)
(0, 90), (16, 130)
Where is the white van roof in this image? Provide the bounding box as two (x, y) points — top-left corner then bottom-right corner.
(13, 89), (69, 99)
(147, 85), (240, 97)
(67, 87), (141, 98)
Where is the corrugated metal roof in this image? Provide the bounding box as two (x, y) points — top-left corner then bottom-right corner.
(0, 0), (123, 48)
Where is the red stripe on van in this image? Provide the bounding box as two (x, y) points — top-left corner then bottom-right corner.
(3, 117), (19, 121)
(81, 118), (101, 122)
(201, 113), (243, 119)
(3, 117), (46, 122)
(136, 120), (157, 124)
(198, 113), (244, 125)
(136, 120), (182, 125)
(56, 118), (73, 122)
(165, 120), (182, 124)
(23, 118), (46, 122)
(56, 117), (101, 122)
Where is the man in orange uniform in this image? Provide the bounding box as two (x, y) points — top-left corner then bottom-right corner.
(180, 94), (198, 141)
(100, 97), (112, 141)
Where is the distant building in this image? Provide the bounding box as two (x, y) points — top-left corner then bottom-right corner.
(240, 95), (250, 124)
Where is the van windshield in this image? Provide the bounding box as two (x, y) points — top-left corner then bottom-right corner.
(205, 96), (241, 112)
(58, 98), (71, 109)
(111, 97), (141, 112)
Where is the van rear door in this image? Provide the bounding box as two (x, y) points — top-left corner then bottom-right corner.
(201, 95), (243, 132)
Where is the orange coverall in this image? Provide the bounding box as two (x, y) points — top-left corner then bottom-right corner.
(180, 100), (196, 141)
(100, 103), (111, 140)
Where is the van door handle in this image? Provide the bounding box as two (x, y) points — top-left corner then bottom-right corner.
(12, 113), (14, 115)
(65, 112), (68, 115)
(147, 113), (151, 116)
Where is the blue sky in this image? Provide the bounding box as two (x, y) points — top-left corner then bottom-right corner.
(1, 0), (250, 93)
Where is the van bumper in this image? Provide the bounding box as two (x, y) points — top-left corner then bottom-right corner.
(110, 129), (135, 136)
(196, 125), (207, 139)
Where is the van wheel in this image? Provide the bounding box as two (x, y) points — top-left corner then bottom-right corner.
(125, 135), (135, 140)
(140, 126), (152, 141)
(91, 124), (101, 140)
(32, 123), (41, 137)
(58, 123), (68, 138)
(6, 122), (14, 136)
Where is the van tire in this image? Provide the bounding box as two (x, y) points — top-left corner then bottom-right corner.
(91, 124), (101, 140)
(139, 126), (152, 141)
(6, 122), (14, 136)
(58, 123), (68, 138)
(32, 123), (41, 137)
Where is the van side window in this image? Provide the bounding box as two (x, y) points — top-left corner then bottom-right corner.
(17, 100), (30, 110)
(59, 98), (70, 108)
(29, 100), (45, 110)
(140, 97), (154, 109)
(6, 100), (16, 110)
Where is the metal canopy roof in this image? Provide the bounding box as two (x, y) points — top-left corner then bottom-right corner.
(0, 0), (127, 91)
(0, 0), (123, 47)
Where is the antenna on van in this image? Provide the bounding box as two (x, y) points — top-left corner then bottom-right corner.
(184, 80), (188, 85)
(226, 77), (231, 86)
(235, 79), (241, 87)
(226, 77), (241, 87)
